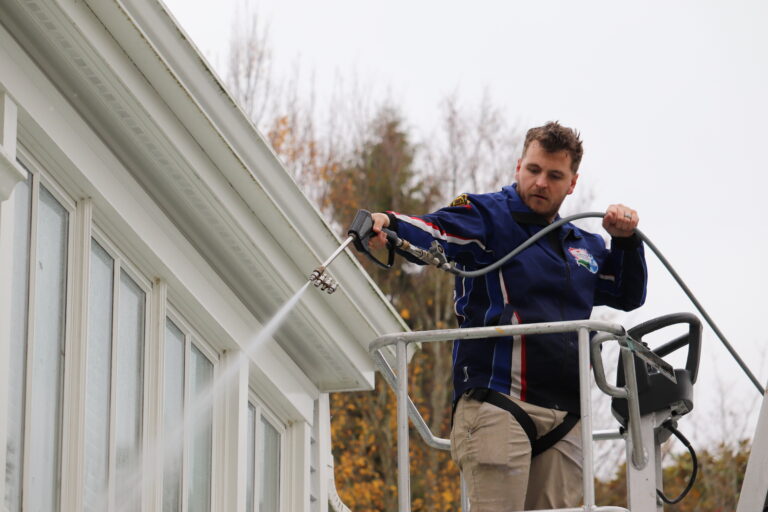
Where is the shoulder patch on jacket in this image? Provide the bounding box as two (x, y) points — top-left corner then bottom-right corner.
(450, 193), (470, 207)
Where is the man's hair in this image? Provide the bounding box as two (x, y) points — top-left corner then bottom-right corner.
(522, 121), (583, 172)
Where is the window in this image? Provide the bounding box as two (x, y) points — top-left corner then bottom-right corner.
(6, 168), (72, 512)
(246, 398), (283, 512)
(83, 238), (147, 511)
(114, 272), (146, 503)
(2, 142), (296, 512)
(259, 417), (281, 511)
(163, 320), (185, 512)
(163, 317), (216, 512)
(188, 345), (214, 512)
(83, 240), (112, 511)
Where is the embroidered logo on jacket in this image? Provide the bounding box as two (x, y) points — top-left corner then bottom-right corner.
(450, 193), (471, 207)
(568, 247), (598, 273)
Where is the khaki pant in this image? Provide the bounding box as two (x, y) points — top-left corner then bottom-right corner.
(450, 392), (583, 511)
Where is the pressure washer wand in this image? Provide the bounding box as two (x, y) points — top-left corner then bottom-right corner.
(308, 209), (401, 294)
(308, 236), (353, 294)
(320, 235), (356, 269)
(309, 209), (452, 293)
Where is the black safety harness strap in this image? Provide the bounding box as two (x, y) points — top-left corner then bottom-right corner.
(534, 412), (579, 457)
(467, 388), (537, 443)
(465, 388), (579, 457)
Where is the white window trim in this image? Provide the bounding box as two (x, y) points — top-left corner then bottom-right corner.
(145, 279), (167, 512)
(13, 151), (78, 512)
(163, 305), (220, 512)
(91, 227), (154, 296)
(165, 306), (221, 367)
(0, 160), (29, 511)
(247, 391), (287, 512)
(85, 228), (153, 512)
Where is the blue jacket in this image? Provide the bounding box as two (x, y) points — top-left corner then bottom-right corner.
(388, 184), (647, 413)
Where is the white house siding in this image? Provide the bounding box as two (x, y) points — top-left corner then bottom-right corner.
(0, 1), (406, 511)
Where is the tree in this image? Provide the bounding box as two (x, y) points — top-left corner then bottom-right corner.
(226, 7), (276, 129)
(226, 4), (343, 209)
(425, 91), (523, 200)
(326, 107), (462, 511)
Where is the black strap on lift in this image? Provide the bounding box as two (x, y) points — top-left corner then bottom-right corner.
(466, 388), (579, 457)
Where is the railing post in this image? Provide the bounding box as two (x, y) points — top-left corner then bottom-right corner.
(578, 327), (596, 510)
(396, 340), (411, 511)
(460, 472), (470, 511)
(620, 347), (647, 470)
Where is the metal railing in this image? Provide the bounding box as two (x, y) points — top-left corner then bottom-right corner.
(369, 319), (653, 512)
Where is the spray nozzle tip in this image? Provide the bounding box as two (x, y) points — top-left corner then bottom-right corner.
(309, 266), (326, 283)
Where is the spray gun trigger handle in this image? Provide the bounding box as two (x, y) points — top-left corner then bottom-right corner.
(382, 227), (401, 248)
(346, 209), (398, 269)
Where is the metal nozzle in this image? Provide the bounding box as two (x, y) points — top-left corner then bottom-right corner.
(308, 266), (338, 294)
(323, 275), (339, 294)
(309, 266), (325, 284)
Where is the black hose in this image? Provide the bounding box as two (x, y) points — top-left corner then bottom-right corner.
(446, 211), (765, 395)
(657, 422), (698, 505)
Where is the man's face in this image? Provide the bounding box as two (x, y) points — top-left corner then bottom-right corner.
(515, 140), (579, 222)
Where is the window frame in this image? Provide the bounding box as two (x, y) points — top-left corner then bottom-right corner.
(246, 391), (287, 512)
(13, 151), (76, 512)
(85, 227), (153, 511)
(6, 110), (303, 512)
(162, 306), (220, 512)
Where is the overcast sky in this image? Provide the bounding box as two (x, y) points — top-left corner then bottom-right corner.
(163, 0), (768, 445)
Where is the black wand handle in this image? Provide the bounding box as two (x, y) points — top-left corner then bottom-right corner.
(347, 209), (400, 268)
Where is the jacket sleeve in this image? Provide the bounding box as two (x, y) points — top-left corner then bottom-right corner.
(594, 234), (648, 311)
(387, 197), (497, 268)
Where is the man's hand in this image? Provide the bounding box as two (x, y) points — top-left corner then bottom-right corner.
(370, 212), (390, 249)
(603, 204), (639, 238)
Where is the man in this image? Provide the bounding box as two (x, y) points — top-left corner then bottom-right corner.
(370, 121), (647, 511)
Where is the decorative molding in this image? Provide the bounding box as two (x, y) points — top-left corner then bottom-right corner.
(0, 93), (24, 202)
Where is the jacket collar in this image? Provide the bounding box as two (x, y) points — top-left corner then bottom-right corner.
(503, 184), (583, 240)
